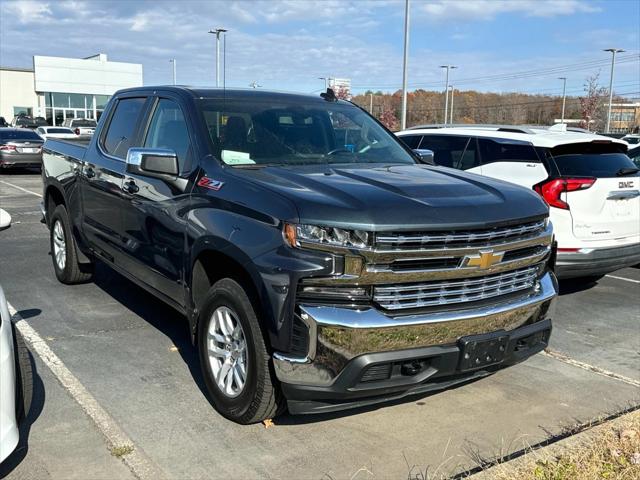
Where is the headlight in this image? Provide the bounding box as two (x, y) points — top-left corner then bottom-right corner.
(284, 223), (370, 249)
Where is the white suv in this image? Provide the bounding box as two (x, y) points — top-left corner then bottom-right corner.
(396, 124), (640, 280)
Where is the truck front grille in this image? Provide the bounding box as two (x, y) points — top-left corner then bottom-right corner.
(375, 220), (546, 250)
(373, 265), (540, 311)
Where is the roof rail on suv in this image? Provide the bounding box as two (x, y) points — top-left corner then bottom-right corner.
(407, 124), (539, 135)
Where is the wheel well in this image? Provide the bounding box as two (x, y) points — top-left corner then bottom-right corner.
(45, 186), (65, 224)
(191, 251), (260, 317)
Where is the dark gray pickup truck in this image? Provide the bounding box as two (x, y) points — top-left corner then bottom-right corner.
(41, 87), (557, 423)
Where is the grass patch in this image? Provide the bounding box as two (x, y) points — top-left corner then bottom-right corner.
(485, 409), (640, 480)
(110, 444), (134, 458)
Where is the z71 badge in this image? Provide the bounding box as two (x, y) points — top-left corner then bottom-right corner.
(197, 176), (224, 191)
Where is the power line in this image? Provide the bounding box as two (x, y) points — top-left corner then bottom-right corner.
(352, 53), (640, 90)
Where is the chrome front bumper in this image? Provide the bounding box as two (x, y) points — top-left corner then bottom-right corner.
(274, 271), (557, 387)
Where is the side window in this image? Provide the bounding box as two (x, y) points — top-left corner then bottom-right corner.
(102, 97), (146, 159)
(398, 135), (422, 149)
(418, 135), (470, 169)
(456, 137), (480, 170)
(144, 99), (192, 172)
(478, 138), (540, 166)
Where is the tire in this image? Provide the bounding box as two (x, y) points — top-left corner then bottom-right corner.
(197, 278), (284, 424)
(49, 204), (93, 284)
(13, 326), (33, 424)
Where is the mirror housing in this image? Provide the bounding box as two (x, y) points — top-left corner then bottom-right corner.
(0, 208), (11, 231)
(126, 148), (179, 178)
(413, 149), (435, 165)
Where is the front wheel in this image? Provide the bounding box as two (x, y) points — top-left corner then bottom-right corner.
(49, 205), (93, 284)
(197, 278), (283, 424)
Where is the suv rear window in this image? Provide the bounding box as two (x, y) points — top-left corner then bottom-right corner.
(549, 142), (637, 178)
(73, 120), (97, 127)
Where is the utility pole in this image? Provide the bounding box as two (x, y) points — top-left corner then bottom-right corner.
(604, 48), (624, 133)
(558, 77), (567, 124)
(369, 93), (373, 114)
(440, 65), (457, 125)
(449, 85), (454, 124)
(400, 0), (410, 130)
(170, 59), (176, 85)
(208, 28), (227, 87)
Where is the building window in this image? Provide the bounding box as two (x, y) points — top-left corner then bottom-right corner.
(611, 111), (636, 122)
(13, 107), (33, 117)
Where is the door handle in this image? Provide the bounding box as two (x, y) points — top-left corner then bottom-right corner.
(85, 167), (96, 179)
(123, 179), (139, 194)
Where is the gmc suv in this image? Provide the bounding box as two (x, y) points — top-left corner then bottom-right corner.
(41, 87), (557, 423)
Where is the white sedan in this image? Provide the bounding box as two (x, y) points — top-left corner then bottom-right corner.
(36, 126), (77, 141)
(0, 209), (32, 464)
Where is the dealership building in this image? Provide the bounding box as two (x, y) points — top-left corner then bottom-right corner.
(0, 53), (142, 125)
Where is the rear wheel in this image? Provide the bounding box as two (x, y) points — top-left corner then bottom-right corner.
(197, 278), (284, 424)
(49, 205), (93, 284)
(13, 326), (33, 424)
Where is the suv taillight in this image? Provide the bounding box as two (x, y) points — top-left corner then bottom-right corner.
(0, 145), (16, 151)
(75, 128), (80, 135)
(533, 178), (596, 210)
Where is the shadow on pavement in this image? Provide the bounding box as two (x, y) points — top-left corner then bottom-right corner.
(558, 278), (599, 296)
(90, 262), (209, 401)
(0, 346), (45, 479)
(0, 167), (41, 176)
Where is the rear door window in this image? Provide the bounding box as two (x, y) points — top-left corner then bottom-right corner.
(418, 135), (471, 169)
(102, 97), (146, 159)
(478, 138), (540, 166)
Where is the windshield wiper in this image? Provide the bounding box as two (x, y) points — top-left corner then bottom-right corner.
(616, 167), (640, 176)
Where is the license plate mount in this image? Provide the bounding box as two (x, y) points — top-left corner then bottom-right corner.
(458, 333), (509, 371)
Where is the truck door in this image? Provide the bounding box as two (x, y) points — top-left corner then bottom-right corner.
(118, 97), (194, 305)
(81, 96), (147, 262)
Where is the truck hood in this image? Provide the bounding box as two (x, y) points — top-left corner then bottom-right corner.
(233, 164), (548, 230)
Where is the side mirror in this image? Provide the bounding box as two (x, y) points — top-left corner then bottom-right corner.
(413, 148), (435, 165)
(126, 148), (179, 178)
(0, 209), (11, 231)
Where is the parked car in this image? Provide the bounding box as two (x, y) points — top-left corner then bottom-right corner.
(0, 209), (33, 463)
(42, 87), (557, 423)
(62, 119), (96, 138)
(396, 124), (640, 280)
(0, 128), (44, 170)
(621, 133), (640, 145)
(10, 116), (37, 129)
(36, 126), (78, 141)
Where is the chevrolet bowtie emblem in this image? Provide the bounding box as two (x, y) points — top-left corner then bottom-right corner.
(464, 250), (505, 269)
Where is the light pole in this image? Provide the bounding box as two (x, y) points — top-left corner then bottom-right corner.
(604, 48), (624, 133)
(449, 85), (454, 124)
(558, 77), (567, 124)
(400, 0), (410, 130)
(170, 59), (177, 85)
(369, 92), (373, 114)
(440, 65), (457, 125)
(208, 28), (227, 87)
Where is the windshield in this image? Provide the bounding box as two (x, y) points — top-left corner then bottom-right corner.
(199, 97), (415, 167)
(73, 120), (97, 127)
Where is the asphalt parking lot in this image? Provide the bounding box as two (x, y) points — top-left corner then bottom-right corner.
(0, 170), (638, 480)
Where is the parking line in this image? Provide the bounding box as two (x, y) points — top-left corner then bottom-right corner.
(543, 348), (640, 388)
(605, 274), (640, 284)
(8, 302), (166, 480)
(0, 180), (42, 198)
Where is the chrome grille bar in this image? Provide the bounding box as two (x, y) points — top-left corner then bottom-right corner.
(376, 220), (546, 249)
(373, 265), (540, 311)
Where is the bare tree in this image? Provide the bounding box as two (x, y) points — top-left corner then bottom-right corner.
(578, 73), (607, 131)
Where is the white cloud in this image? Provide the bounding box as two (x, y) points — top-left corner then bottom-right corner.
(3, 0), (52, 23)
(419, 0), (600, 21)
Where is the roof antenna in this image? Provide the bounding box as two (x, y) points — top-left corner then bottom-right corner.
(321, 88), (338, 102)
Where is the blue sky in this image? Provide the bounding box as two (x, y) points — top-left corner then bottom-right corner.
(1, 0), (638, 97)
